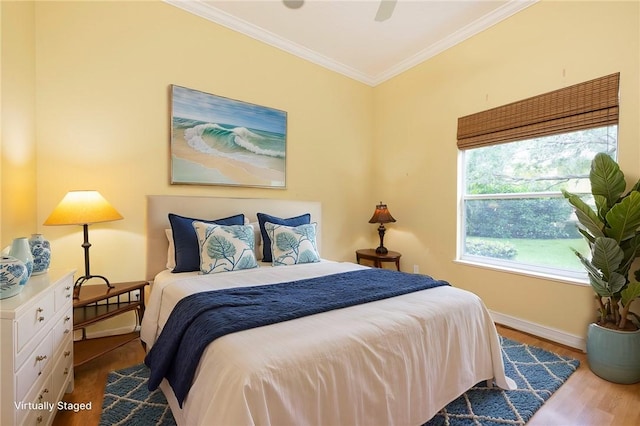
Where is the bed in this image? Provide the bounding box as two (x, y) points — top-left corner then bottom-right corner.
(140, 195), (515, 426)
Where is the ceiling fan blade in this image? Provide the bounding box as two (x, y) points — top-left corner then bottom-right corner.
(283, 0), (304, 10)
(375, 0), (397, 22)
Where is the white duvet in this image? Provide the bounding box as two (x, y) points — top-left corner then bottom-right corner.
(140, 261), (515, 426)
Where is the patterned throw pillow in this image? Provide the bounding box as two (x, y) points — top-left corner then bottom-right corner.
(264, 222), (320, 266)
(169, 213), (245, 273)
(257, 212), (311, 262)
(192, 222), (258, 274)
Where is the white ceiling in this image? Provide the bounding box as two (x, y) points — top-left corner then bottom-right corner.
(166, 0), (537, 86)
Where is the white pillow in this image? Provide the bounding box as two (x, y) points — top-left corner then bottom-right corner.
(165, 229), (176, 270)
(264, 222), (320, 266)
(192, 221), (258, 274)
(250, 221), (263, 261)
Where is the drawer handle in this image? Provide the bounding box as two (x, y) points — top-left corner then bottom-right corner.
(65, 286), (71, 290)
(37, 307), (43, 313)
(64, 329), (70, 334)
(36, 355), (47, 362)
(38, 388), (49, 402)
(64, 367), (69, 375)
(64, 316), (71, 322)
(66, 293), (71, 298)
(64, 350), (71, 357)
(38, 316), (45, 322)
(37, 416), (43, 423)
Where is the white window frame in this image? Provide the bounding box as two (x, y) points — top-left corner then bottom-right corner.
(456, 151), (590, 285)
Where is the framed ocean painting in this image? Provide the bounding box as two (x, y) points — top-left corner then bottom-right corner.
(170, 85), (287, 188)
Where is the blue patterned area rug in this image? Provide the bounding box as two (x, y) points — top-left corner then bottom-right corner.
(425, 337), (580, 425)
(100, 337), (578, 426)
(100, 364), (176, 426)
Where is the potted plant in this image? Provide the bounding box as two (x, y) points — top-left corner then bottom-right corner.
(563, 152), (640, 384)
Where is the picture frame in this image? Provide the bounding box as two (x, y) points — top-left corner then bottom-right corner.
(170, 85), (287, 188)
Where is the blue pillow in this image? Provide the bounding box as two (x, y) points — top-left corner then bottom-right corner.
(257, 212), (311, 262)
(169, 213), (245, 273)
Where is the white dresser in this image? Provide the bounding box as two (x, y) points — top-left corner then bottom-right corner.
(1, 270), (75, 426)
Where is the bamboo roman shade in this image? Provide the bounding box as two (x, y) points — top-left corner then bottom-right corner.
(457, 73), (620, 150)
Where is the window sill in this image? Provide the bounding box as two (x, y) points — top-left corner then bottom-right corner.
(454, 258), (589, 287)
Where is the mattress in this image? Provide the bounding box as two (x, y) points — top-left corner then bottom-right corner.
(140, 260), (514, 425)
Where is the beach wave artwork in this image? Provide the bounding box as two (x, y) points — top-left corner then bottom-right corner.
(170, 86), (287, 188)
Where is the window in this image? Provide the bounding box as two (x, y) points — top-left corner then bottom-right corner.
(457, 74), (620, 280)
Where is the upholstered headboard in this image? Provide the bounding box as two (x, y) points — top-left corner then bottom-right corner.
(146, 195), (322, 281)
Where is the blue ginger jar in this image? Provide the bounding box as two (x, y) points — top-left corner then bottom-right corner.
(9, 237), (33, 280)
(0, 256), (27, 299)
(29, 234), (51, 275)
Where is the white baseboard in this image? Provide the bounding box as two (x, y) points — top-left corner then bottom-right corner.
(490, 310), (586, 352)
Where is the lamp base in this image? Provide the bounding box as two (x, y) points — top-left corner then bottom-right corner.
(375, 246), (389, 254)
(375, 223), (389, 255)
(74, 223), (116, 298)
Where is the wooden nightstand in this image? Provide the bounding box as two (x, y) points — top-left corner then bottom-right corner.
(356, 249), (401, 271)
(73, 280), (148, 366)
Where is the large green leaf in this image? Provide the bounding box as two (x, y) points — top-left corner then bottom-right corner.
(589, 273), (612, 297)
(594, 194), (609, 222)
(573, 249), (603, 280)
(613, 235), (640, 281)
(621, 235), (640, 267)
(562, 190), (604, 238)
(590, 153), (626, 209)
(591, 237), (624, 280)
(574, 248), (623, 297)
(621, 282), (640, 307)
(605, 191), (640, 242)
(577, 228), (596, 245)
(608, 271), (628, 295)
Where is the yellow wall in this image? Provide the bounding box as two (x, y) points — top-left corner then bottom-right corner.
(1, 0), (639, 343)
(374, 0), (640, 339)
(1, 1), (37, 248)
(30, 0), (374, 283)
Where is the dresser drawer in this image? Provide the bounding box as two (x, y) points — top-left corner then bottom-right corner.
(53, 308), (73, 350)
(52, 338), (74, 400)
(16, 294), (55, 354)
(54, 279), (74, 312)
(20, 374), (54, 426)
(16, 332), (53, 402)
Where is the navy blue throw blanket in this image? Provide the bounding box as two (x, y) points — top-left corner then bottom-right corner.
(145, 268), (449, 406)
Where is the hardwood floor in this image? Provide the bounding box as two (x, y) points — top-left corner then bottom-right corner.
(52, 327), (640, 426)
(52, 339), (146, 426)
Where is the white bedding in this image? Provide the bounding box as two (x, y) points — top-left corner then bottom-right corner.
(140, 261), (515, 426)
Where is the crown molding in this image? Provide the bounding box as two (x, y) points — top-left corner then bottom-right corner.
(164, 0), (376, 85)
(371, 0), (538, 85)
(165, 0), (537, 87)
